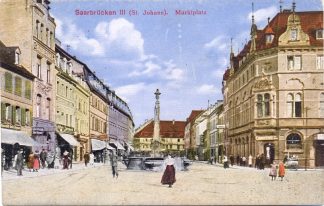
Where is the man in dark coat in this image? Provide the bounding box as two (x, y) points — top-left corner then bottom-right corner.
(84, 152), (90, 167)
(15, 149), (24, 176)
(110, 150), (118, 178)
(40, 149), (47, 169)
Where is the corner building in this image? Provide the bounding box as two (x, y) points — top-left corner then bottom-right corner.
(0, 0), (57, 153)
(222, 9), (324, 168)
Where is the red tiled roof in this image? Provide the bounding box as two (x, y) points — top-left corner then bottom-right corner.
(134, 120), (186, 139)
(186, 110), (204, 124)
(232, 11), (323, 73)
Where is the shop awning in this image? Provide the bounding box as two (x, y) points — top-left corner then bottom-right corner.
(59, 133), (81, 147)
(91, 139), (106, 151)
(125, 142), (134, 151)
(1, 128), (38, 147)
(110, 140), (125, 150)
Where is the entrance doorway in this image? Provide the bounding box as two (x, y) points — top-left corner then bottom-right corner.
(315, 140), (324, 167)
(264, 143), (275, 166)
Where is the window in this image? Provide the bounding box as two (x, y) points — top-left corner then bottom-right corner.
(37, 57), (42, 79)
(290, 29), (297, 41)
(316, 29), (324, 39)
(320, 93), (324, 118)
(15, 52), (20, 64)
(256, 93), (271, 118)
(46, 63), (51, 83)
(25, 81), (31, 100)
(5, 104), (11, 121)
(14, 76), (22, 96)
(286, 133), (302, 149)
(4, 72), (13, 93)
(66, 114), (68, 126)
(266, 34), (274, 43)
(15, 106), (21, 124)
(317, 55), (324, 70)
(25, 109), (31, 126)
(46, 98), (50, 120)
(286, 93), (302, 117)
(49, 32), (53, 48)
(287, 56), (301, 70)
(36, 94), (42, 118)
(36, 21), (40, 38)
(56, 53), (60, 67)
(40, 24), (44, 41)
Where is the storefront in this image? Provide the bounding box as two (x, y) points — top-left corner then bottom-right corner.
(1, 128), (39, 170)
(56, 133), (81, 161)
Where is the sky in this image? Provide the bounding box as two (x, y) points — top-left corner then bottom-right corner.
(50, 0), (323, 127)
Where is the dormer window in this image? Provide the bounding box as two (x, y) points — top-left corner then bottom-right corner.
(290, 29), (298, 41)
(316, 29), (323, 39)
(266, 34), (274, 44)
(15, 51), (20, 65)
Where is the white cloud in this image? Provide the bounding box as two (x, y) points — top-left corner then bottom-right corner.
(248, 6), (277, 24)
(54, 17), (104, 57)
(115, 82), (147, 102)
(197, 84), (218, 95)
(95, 18), (145, 60)
(204, 36), (228, 52)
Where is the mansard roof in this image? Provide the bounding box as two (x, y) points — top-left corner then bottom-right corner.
(223, 10), (323, 81)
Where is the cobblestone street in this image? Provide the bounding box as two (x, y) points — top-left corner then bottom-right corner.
(2, 162), (323, 205)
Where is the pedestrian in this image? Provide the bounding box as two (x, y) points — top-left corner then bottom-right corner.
(269, 161), (277, 181)
(62, 150), (69, 169)
(110, 150), (119, 178)
(69, 150), (73, 169)
(84, 152), (90, 167)
(278, 161), (285, 181)
(230, 155), (234, 166)
(248, 154), (253, 167)
(54, 149), (61, 169)
(259, 154), (265, 170)
(40, 149), (47, 169)
(242, 156), (246, 166)
(33, 151), (40, 172)
(1, 149), (5, 176)
(161, 155), (176, 188)
(90, 152), (94, 166)
(223, 155), (229, 169)
(236, 155), (240, 166)
(15, 149), (24, 176)
(27, 152), (34, 172)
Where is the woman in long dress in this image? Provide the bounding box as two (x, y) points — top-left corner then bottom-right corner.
(278, 161), (285, 181)
(33, 152), (40, 172)
(27, 152), (34, 172)
(269, 161), (277, 181)
(161, 155), (176, 188)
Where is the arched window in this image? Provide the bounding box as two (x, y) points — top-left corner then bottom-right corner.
(295, 93), (302, 117)
(36, 94), (42, 118)
(287, 93), (293, 117)
(286, 133), (302, 149)
(320, 93), (324, 118)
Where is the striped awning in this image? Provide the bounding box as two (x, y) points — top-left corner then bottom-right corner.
(1, 128), (38, 147)
(109, 140), (125, 150)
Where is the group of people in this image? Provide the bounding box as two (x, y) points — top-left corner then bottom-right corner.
(269, 161), (286, 181)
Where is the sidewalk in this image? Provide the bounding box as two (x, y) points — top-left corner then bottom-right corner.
(1, 162), (106, 181)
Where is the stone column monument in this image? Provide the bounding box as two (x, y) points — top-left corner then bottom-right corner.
(152, 89), (161, 156)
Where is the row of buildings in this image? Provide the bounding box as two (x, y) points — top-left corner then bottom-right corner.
(0, 0), (134, 166)
(134, 5), (324, 168)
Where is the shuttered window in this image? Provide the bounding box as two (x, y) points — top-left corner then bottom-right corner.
(15, 76), (22, 96)
(5, 72), (12, 93)
(25, 81), (32, 100)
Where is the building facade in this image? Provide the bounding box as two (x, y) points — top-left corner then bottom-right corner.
(55, 44), (89, 161)
(0, 42), (35, 168)
(222, 8), (324, 168)
(0, 0), (57, 153)
(133, 120), (186, 155)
